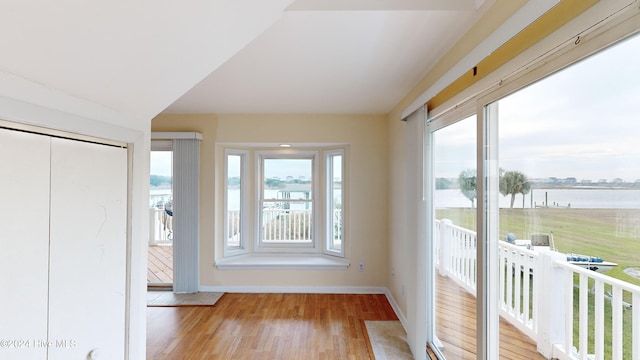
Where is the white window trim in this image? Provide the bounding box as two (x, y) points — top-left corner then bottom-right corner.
(254, 149), (320, 253)
(215, 253), (350, 270)
(150, 140), (172, 151)
(324, 148), (345, 257)
(223, 149), (249, 257)
(216, 144), (349, 268)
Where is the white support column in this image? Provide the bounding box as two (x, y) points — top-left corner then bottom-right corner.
(438, 219), (452, 277)
(535, 250), (567, 358)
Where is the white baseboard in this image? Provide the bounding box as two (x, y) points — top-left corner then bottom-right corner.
(198, 285), (387, 294)
(383, 288), (408, 332)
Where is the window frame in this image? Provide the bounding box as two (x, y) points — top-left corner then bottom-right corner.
(223, 148), (249, 257)
(255, 149), (320, 253)
(218, 145), (349, 258)
(324, 148), (345, 257)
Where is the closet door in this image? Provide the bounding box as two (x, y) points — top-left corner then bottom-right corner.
(48, 138), (127, 359)
(0, 128), (50, 360)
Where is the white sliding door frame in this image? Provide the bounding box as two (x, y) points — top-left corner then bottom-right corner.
(424, 2), (640, 359)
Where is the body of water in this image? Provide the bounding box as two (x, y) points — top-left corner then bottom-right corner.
(225, 189), (340, 211)
(155, 187), (639, 209)
(435, 188), (640, 209)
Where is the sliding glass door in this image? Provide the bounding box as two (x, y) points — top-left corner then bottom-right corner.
(430, 114), (477, 359)
(486, 33), (640, 360)
(427, 28), (640, 360)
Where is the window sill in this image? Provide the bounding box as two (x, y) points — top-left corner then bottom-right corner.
(215, 254), (350, 270)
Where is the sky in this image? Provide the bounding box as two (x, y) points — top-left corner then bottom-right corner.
(150, 151), (172, 176)
(434, 32), (640, 182)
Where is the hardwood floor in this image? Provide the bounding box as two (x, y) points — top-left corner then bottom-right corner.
(146, 282), (546, 359)
(146, 293), (398, 359)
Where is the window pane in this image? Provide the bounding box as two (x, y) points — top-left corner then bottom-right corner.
(432, 115), (477, 359)
(226, 154), (242, 249)
(328, 153), (343, 253)
(492, 35), (640, 360)
(262, 158), (313, 243)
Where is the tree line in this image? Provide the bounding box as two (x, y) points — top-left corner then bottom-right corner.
(457, 169), (531, 208)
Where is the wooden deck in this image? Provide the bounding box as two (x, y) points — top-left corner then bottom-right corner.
(434, 275), (546, 360)
(147, 245), (173, 284)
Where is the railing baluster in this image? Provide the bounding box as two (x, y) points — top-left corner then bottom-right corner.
(595, 279), (605, 360)
(579, 274), (588, 360)
(565, 270), (574, 358)
(634, 291), (639, 360)
(266, 209), (270, 240)
(288, 210), (291, 240)
(500, 248), (506, 311)
(278, 210), (282, 240)
(612, 286), (623, 360)
(507, 248), (514, 313)
(515, 251), (523, 320)
(523, 252), (531, 325)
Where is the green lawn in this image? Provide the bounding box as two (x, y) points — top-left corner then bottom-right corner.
(436, 207), (640, 286)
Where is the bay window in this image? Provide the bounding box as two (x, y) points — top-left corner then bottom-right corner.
(221, 146), (347, 260)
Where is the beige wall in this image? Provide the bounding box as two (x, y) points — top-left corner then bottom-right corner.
(152, 113), (389, 288)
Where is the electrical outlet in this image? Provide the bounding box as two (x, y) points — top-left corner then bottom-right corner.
(358, 263), (364, 272)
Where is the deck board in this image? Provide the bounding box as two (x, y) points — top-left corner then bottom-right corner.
(147, 245), (173, 284)
(434, 275), (546, 360)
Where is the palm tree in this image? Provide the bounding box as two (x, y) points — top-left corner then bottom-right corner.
(458, 169), (476, 208)
(500, 170), (531, 208)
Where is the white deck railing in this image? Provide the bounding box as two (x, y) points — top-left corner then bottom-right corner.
(262, 208), (313, 242)
(149, 207), (172, 245)
(435, 219), (640, 360)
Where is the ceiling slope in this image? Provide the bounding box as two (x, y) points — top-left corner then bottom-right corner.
(0, 0), (294, 123)
(164, 1), (493, 115)
(0, 0), (494, 121)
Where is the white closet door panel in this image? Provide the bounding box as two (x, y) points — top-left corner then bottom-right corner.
(48, 138), (127, 360)
(0, 128), (50, 360)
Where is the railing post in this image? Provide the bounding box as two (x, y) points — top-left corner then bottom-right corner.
(149, 208), (156, 245)
(439, 219), (452, 277)
(535, 249), (566, 358)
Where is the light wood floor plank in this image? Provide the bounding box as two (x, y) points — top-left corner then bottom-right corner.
(147, 293), (397, 359)
(146, 258), (544, 358)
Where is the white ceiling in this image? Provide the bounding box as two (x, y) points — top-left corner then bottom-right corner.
(164, 0), (492, 115)
(0, 0), (492, 123)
